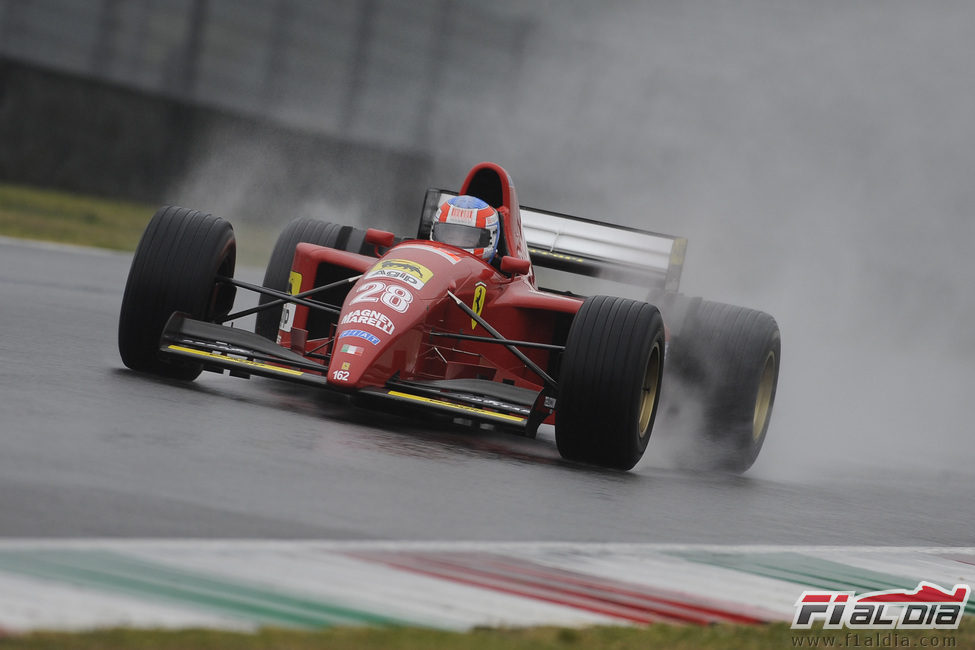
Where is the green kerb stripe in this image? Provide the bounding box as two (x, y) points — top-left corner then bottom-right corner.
(672, 551), (975, 616)
(0, 550), (406, 628)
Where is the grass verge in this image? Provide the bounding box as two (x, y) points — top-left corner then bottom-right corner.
(0, 182), (274, 265)
(0, 183), (154, 251)
(2, 622), (975, 650)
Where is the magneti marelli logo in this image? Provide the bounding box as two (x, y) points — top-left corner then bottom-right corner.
(792, 582), (970, 630)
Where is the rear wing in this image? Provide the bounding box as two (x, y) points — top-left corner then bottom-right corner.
(426, 190), (687, 292)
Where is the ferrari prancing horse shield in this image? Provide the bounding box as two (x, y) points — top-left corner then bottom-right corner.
(471, 282), (486, 330)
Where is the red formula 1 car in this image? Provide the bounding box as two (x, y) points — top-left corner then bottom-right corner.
(119, 162), (779, 472)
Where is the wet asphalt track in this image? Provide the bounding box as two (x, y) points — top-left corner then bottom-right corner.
(2, 238), (973, 545)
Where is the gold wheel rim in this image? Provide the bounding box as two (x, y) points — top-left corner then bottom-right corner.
(752, 350), (777, 442)
(639, 341), (662, 436)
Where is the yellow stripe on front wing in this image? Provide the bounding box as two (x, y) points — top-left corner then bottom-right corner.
(166, 345), (305, 376)
(387, 390), (526, 423)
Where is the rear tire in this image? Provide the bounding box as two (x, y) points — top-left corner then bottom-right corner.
(255, 219), (369, 340)
(118, 206), (236, 379)
(667, 300), (780, 473)
(555, 295), (665, 470)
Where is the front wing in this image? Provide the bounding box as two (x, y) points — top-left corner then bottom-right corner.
(160, 314), (551, 435)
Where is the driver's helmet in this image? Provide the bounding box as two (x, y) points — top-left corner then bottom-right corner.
(431, 195), (500, 262)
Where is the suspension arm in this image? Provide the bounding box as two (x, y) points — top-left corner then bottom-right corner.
(446, 290), (557, 390)
(216, 275), (361, 322)
(429, 331), (564, 351)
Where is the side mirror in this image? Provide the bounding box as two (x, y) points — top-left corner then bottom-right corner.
(500, 256), (532, 276)
(365, 228), (396, 248)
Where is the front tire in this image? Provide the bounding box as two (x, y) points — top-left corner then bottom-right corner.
(118, 206), (236, 379)
(555, 296), (666, 470)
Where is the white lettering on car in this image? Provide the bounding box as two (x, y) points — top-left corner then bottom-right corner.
(340, 309), (396, 334)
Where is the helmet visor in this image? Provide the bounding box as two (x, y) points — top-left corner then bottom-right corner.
(432, 221), (494, 249)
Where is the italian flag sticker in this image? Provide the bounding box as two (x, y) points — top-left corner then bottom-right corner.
(341, 344), (363, 355)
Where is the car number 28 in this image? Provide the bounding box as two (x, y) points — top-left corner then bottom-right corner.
(350, 281), (413, 313)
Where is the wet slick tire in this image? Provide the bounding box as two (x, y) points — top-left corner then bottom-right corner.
(669, 300), (780, 473)
(255, 219), (368, 340)
(555, 295), (665, 470)
(118, 206), (237, 380)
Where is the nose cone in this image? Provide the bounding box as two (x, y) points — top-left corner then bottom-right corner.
(326, 243), (483, 388)
(327, 315), (390, 387)
(327, 304), (405, 388)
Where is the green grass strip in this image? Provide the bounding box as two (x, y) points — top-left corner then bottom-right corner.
(0, 550), (405, 629)
(0, 182), (275, 265)
(2, 621), (974, 650)
(672, 550), (975, 615)
(0, 183), (152, 251)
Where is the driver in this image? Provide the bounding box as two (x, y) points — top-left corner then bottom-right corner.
(430, 195), (501, 263)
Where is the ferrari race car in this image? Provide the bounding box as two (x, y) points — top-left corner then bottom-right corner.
(118, 162), (780, 472)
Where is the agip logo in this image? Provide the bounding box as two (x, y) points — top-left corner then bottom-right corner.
(366, 258), (433, 290)
(792, 582), (970, 630)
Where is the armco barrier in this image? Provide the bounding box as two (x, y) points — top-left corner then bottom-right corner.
(0, 59), (431, 229)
